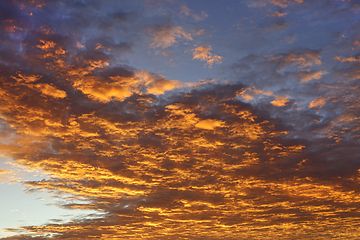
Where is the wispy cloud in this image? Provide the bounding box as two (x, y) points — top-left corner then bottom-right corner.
(148, 24), (192, 48)
(191, 45), (222, 67)
(247, 0), (303, 8)
(294, 70), (327, 82)
(180, 4), (208, 21)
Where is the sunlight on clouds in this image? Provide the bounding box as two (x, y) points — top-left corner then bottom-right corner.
(270, 95), (290, 107)
(36, 40), (56, 50)
(195, 119), (225, 130)
(334, 56), (360, 63)
(191, 45), (223, 68)
(136, 71), (181, 95)
(1, 0), (360, 239)
(0, 169), (12, 182)
(309, 98), (327, 108)
(296, 70), (327, 83)
(33, 83), (67, 99)
(238, 87), (274, 102)
(269, 0), (303, 8)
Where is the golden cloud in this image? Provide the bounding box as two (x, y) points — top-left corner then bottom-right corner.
(191, 45), (223, 67)
(270, 95), (290, 107)
(1, 1), (360, 239)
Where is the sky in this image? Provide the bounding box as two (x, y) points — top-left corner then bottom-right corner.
(0, 0), (360, 239)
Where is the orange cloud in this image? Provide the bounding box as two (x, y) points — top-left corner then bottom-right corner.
(72, 75), (138, 102)
(137, 71), (181, 95)
(2, 1), (360, 239)
(271, 95), (290, 107)
(334, 56), (360, 62)
(191, 45), (223, 67)
(309, 98), (326, 108)
(0, 169), (12, 181)
(269, 0), (303, 8)
(34, 83), (67, 98)
(239, 87), (274, 101)
(195, 119), (225, 130)
(272, 11), (287, 17)
(2, 63), (359, 239)
(295, 70), (327, 82)
(147, 79), (180, 95)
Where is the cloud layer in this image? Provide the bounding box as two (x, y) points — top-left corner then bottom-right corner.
(1, 0), (360, 239)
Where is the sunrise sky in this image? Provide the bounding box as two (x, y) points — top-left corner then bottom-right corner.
(0, 0), (360, 239)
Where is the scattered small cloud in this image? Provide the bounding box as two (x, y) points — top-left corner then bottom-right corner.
(155, 49), (174, 56)
(0, 169), (11, 174)
(0, 169), (12, 181)
(309, 98), (327, 108)
(195, 119), (225, 130)
(272, 11), (287, 17)
(148, 24), (192, 48)
(295, 70), (327, 82)
(270, 95), (290, 107)
(269, 0), (303, 8)
(334, 56), (360, 62)
(180, 4), (208, 21)
(191, 45), (223, 67)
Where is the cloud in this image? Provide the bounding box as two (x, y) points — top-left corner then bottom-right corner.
(309, 98), (326, 108)
(272, 11), (287, 17)
(247, 0), (303, 8)
(0, 169), (12, 181)
(272, 49), (322, 70)
(1, 0), (360, 239)
(137, 71), (181, 95)
(191, 45), (223, 67)
(295, 70), (327, 82)
(155, 49), (174, 56)
(195, 119), (225, 130)
(148, 23), (192, 48)
(228, 48), (323, 92)
(270, 95), (290, 107)
(334, 56), (360, 63)
(268, 0), (303, 8)
(180, 4), (208, 21)
(2, 77), (318, 238)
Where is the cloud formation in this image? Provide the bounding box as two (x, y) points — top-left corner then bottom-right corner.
(180, 4), (208, 21)
(191, 45), (223, 67)
(148, 24), (192, 48)
(1, 0), (360, 239)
